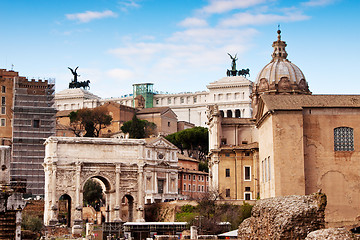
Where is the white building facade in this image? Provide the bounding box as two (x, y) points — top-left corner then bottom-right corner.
(55, 76), (253, 127)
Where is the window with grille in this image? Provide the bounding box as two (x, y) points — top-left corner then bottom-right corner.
(334, 127), (354, 151)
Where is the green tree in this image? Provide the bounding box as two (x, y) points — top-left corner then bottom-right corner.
(83, 179), (103, 207)
(175, 192), (253, 235)
(21, 213), (43, 233)
(166, 127), (209, 161)
(69, 106), (112, 137)
(121, 115), (157, 139)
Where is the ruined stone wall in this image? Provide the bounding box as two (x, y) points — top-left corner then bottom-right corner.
(238, 193), (327, 240)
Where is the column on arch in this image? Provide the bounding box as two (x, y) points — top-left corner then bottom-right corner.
(114, 164), (122, 221)
(136, 163), (145, 222)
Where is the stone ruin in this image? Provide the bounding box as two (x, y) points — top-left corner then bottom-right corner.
(305, 227), (358, 240)
(238, 193), (327, 240)
(238, 192), (360, 239)
(0, 146), (26, 240)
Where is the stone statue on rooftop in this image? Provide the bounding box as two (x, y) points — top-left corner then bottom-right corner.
(227, 53), (238, 71)
(68, 66), (90, 90)
(68, 66), (80, 83)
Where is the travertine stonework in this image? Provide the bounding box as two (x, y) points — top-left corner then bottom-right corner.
(43, 136), (179, 227)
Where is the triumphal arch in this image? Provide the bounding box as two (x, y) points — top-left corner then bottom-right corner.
(43, 136), (179, 228)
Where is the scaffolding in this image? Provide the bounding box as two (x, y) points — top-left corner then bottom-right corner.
(11, 77), (56, 196)
(132, 83), (154, 108)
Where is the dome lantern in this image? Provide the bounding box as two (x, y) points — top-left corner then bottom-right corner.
(271, 30), (288, 61)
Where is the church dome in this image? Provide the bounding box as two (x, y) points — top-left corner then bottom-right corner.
(253, 30), (310, 95)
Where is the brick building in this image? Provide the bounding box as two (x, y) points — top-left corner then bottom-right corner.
(177, 154), (208, 199)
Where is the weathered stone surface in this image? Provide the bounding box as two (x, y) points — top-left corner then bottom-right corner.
(305, 227), (358, 240)
(238, 193), (327, 240)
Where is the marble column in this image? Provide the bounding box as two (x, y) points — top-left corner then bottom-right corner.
(136, 163), (145, 222)
(114, 164), (122, 221)
(49, 163), (58, 225)
(73, 162), (83, 226)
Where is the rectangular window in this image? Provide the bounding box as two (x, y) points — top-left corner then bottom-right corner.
(198, 186), (200, 191)
(1, 97), (5, 105)
(168, 122), (170, 127)
(225, 153), (230, 157)
(180, 97), (184, 104)
(262, 160), (265, 182)
(245, 187), (251, 191)
(183, 184), (186, 191)
(167, 98), (171, 104)
(268, 156), (271, 181)
(193, 97), (197, 103)
(225, 168), (230, 177)
(188, 175), (191, 180)
(244, 166), (251, 181)
(264, 158), (268, 182)
(0, 118), (5, 126)
(189, 184), (191, 191)
(225, 189), (230, 197)
(157, 179), (164, 194)
(201, 176), (204, 181)
(1, 86), (5, 93)
(244, 192), (251, 200)
(1, 106), (5, 115)
(33, 119), (40, 128)
(198, 176), (201, 181)
(201, 185), (204, 192)
(156, 99), (159, 105)
(193, 175), (196, 181)
(184, 175), (186, 180)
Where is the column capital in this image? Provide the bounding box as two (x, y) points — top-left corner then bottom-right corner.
(116, 164), (121, 173)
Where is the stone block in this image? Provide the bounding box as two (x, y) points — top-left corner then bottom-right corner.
(238, 192), (327, 240)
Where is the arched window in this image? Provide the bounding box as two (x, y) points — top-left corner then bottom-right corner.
(334, 127), (354, 151)
(235, 109), (241, 118)
(220, 110), (224, 118)
(227, 110), (232, 118)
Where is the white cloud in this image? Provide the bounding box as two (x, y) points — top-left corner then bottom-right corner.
(178, 18), (208, 28)
(220, 12), (310, 27)
(201, 0), (268, 14)
(66, 10), (117, 23)
(106, 68), (134, 81)
(302, 0), (337, 7)
(107, 27), (258, 93)
(118, 0), (141, 12)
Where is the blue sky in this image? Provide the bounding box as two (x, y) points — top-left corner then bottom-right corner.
(0, 0), (359, 98)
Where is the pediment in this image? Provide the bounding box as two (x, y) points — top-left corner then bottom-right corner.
(255, 96), (271, 127)
(147, 136), (178, 150)
(157, 161), (170, 167)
